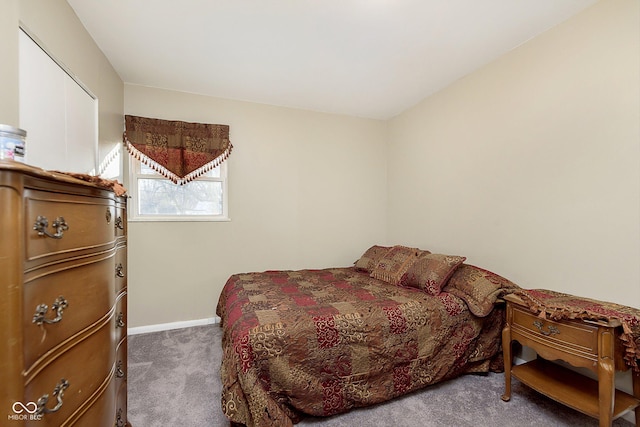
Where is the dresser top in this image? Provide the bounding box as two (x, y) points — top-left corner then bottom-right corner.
(0, 159), (126, 196)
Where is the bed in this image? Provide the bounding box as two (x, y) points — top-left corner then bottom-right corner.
(216, 245), (520, 427)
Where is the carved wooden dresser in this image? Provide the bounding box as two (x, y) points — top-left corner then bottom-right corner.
(0, 160), (130, 426)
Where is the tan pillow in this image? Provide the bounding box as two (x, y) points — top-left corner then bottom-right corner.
(354, 245), (392, 273)
(402, 253), (466, 295)
(370, 245), (423, 285)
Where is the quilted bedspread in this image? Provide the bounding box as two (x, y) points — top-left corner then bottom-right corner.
(216, 267), (506, 427)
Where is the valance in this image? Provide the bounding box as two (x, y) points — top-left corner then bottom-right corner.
(123, 115), (232, 185)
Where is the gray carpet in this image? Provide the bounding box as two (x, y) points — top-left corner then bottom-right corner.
(128, 325), (634, 427)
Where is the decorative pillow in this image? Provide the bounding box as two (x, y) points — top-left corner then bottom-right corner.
(402, 253), (466, 295)
(354, 245), (392, 273)
(370, 245), (423, 285)
(443, 264), (520, 317)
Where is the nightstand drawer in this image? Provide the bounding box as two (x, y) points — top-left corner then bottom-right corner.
(511, 304), (598, 357)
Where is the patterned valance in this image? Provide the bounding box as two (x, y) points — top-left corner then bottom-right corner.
(123, 115), (232, 185)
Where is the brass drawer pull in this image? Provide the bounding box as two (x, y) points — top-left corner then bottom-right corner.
(116, 312), (125, 328)
(115, 216), (124, 231)
(33, 216), (69, 239)
(115, 408), (125, 427)
(116, 360), (125, 378)
(116, 263), (125, 278)
(33, 296), (68, 326)
(533, 320), (560, 336)
(106, 208), (112, 223)
(36, 379), (69, 415)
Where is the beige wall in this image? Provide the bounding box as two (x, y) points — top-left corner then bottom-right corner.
(0, 0), (20, 126)
(0, 0), (124, 168)
(388, 0), (640, 308)
(2, 0), (638, 328)
(124, 84), (388, 327)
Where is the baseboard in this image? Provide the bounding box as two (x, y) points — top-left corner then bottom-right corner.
(127, 316), (220, 335)
(513, 355), (528, 365)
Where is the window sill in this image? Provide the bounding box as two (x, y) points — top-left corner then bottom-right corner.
(128, 216), (231, 223)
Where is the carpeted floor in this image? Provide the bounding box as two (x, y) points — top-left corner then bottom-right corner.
(127, 324), (635, 427)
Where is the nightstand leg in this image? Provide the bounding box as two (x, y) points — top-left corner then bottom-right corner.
(501, 322), (512, 402)
(598, 327), (616, 427)
(633, 368), (640, 427)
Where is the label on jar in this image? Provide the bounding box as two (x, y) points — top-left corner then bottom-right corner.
(0, 137), (25, 162)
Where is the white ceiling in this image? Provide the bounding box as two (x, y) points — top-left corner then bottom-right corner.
(66, 0), (597, 120)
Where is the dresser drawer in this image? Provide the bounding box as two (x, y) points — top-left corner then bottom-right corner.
(114, 244), (127, 294)
(114, 292), (127, 345)
(113, 339), (128, 427)
(114, 201), (126, 238)
(511, 304), (598, 357)
(24, 190), (116, 266)
(115, 380), (128, 427)
(24, 319), (115, 427)
(72, 377), (116, 427)
(115, 337), (127, 389)
(23, 251), (116, 371)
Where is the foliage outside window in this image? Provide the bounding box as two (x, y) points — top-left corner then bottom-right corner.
(129, 157), (228, 221)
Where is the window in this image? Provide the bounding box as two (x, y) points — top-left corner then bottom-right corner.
(129, 156), (228, 221)
(124, 115), (232, 221)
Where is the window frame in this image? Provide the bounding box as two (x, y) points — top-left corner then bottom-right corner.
(127, 155), (230, 222)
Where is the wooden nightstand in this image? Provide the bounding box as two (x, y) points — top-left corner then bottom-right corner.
(501, 293), (640, 427)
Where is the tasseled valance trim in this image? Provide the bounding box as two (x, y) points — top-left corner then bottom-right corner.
(123, 115), (232, 185)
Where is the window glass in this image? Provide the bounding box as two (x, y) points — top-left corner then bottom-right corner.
(138, 179), (223, 216)
(130, 158), (228, 221)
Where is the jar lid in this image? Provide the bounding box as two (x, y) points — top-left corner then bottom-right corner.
(0, 124), (27, 137)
